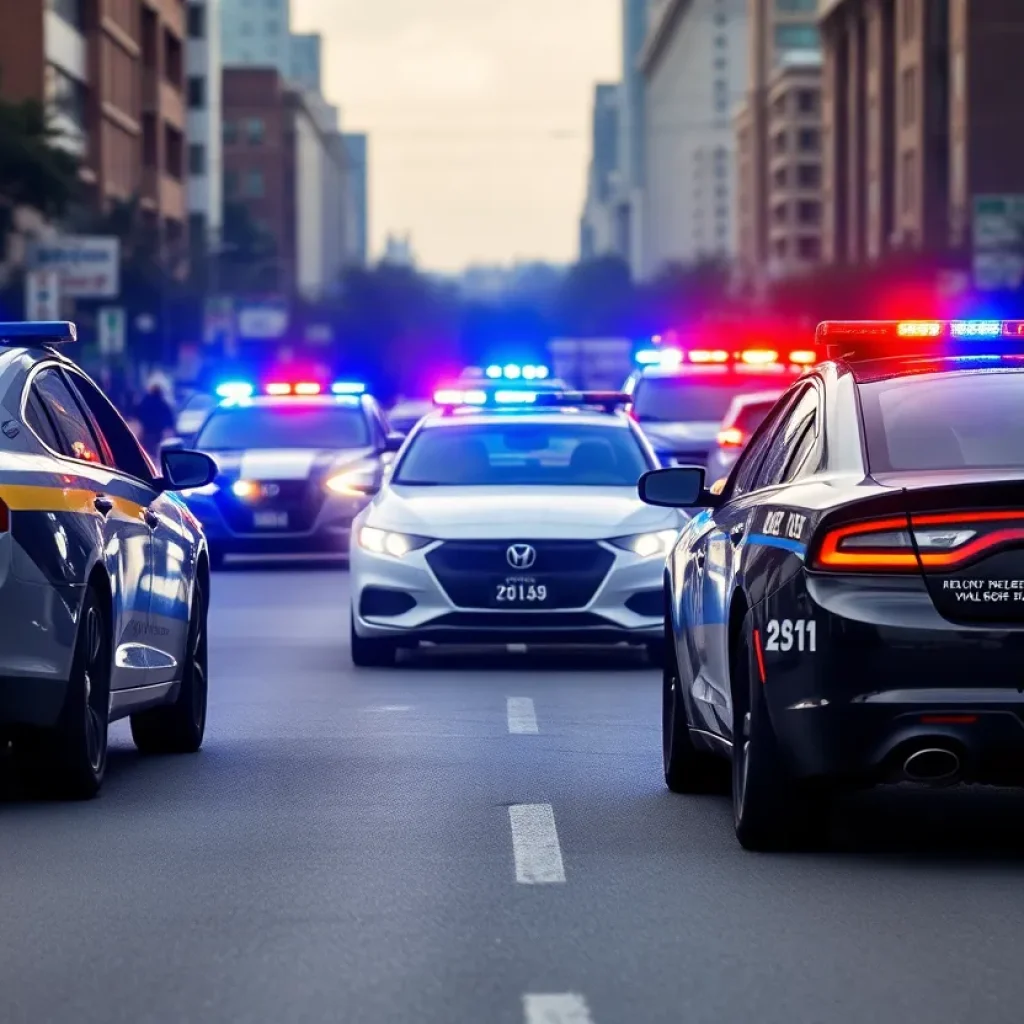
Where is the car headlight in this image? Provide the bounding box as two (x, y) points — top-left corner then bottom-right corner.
(610, 529), (679, 558)
(326, 461), (378, 495)
(357, 526), (431, 558)
(182, 482), (218, 497)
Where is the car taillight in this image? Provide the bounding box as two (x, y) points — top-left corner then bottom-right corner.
(0, 497), (8, 531)
(811, 511), (1024, 572)
(717, 427), (745, 448)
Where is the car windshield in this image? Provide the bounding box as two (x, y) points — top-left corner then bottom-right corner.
(196, 403), (370, 450)
(392, 420), (651, 486)
(632, 377), (782, 422)
(861, 371), (1024, 472)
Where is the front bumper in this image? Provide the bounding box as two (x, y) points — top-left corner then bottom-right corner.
(762, 574), (1024, 786)
(349, 538), (664, 647)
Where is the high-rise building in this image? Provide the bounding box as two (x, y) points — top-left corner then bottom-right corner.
(639, 0), (749, 279)
(579, 84), (621, 260)
(734, 0), (821, 288)
(186, 1), (223, 256)
(342, 133), (369, 266)
(220, 0), (291, 73)
(289, 33), (322, 92)
(0, 0), (189, 248)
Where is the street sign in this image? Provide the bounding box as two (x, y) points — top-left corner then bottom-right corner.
(97, 306), (126, 355)
(27, 236), (120, 298)
(972, 195), (1024, 291)
(25, 270), (61, 320)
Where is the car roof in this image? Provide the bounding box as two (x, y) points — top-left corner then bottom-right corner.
(846, 355), (1024, 384)
(419, 408), (632, 429)
(207, 395), (367, 410)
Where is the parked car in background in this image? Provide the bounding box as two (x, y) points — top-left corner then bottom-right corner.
(705, 390), (785, 487)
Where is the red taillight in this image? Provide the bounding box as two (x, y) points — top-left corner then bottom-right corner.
(266, 382), (291, 395)
(812, 510), (1024, 572)
(717, 427), (745, 448)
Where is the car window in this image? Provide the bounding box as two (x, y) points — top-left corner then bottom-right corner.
(732, 398), (782, 434)
(23, 388), (62, 451)
(393, 420), (652, 486)
(30, 368), (108, 466)
(728, 388), (803, 498)
(780, 416), (818, 484)
(196, 402), (371, 450)
(753, 387), (818, 490)
(66, 370), (156, 481)
(633, 376), (789, 423)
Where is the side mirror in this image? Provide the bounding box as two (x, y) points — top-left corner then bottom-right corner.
(638, 466), (717, 508)
(383, 432), (405, 452)
(160, 436), (185, 451)
(160, 448), (218, 492)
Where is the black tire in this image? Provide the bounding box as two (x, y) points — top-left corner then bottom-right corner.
(130, 583), (208, 754)
(731, 616), (829, 851)
(350, 612), (397, 667)
(663, 621), (723, 794)
(19, 586), (111, 799)
(209, 548), (226, 571)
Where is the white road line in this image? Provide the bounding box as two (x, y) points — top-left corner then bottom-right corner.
(507, 697), (539, 734)
(523, 993), (594, 1023)
(508, 803), (565, 883)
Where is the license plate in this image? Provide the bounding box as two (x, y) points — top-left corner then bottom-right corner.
(254, 511), (289, 529)
(495, 581), (548, 604)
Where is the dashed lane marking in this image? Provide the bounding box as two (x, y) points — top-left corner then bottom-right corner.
(507, 697), (539, 734)
(523, 993), (594, 1023)
(508, 803), (565, 884)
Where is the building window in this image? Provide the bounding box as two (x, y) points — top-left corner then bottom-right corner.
(46, 0), (84, 29)
(714, 56), (726, 71)
(773, 167), (787, 188)
(165, 125), (184, 179)
(772, 131), (787, 154)
(798, 237), (821, 259)
(142, 113), (157, 168)
(246, 118), (265, 144)
(45, 64), (87, 139)
(245, 169), (265, 197)
(797, 128), (820, 151)
(902, 150), (916, 213)
(224, 170), (239, 198)
(187, 3), (205, 39)
(223, 120), (237, 145)
(773, 239), (788, 258)
(188, 143), (206, 175)
(797, 200), (821, 224)
(796, 89), (818, 113)
(163, 30), (183, 88)
(776, 0), (817, 9)
(797, 164), (821, 188)
(773, 203), (788, 224)
(774, 24), (819, 52)
(715, 35), (727, 48)
(187, 76), (205, 109)
(901, 66), (916, 126)
(240, 21), (252, 35)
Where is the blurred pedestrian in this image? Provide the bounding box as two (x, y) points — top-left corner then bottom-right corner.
(134, 380), (176, 461)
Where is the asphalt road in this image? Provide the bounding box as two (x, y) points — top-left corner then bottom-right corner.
(5, 566), (1024, 1023)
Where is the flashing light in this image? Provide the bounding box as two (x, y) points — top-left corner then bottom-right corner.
(232, 480), (258, 500)
(485, 365), (502, 378)
(503, 363), (521, 379)
(636, 349), (663, 365)
(215, 381), (254, 400)
(897, 321), (942, 337)
(0, 320), (76, 345)
(740, 349), (779, 365)
(494, 389), (537, 404)
(478, 363), (550, 380)
(433, 388), (487, 406)
(294, 381), (321, 395)
(817, 319), (1024, 345)
(266, 382), (291, 395)
(950, 321), (1002, 337)
(689, 349), (729, 363)
(717, 427), (746, 448)
(331, 381), (366, 395)
(789, 350), (817, 365)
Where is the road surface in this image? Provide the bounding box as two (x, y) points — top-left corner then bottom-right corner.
(3, 566), (1024, 1023)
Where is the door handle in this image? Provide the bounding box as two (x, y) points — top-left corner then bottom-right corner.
(144, 509), (160, 529)
(94, 496), (113, 516)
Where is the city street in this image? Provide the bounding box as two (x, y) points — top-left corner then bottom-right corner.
(4, 567), (1024, 1023)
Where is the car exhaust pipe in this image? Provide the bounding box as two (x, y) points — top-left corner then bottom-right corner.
(903, 747), (961, 783)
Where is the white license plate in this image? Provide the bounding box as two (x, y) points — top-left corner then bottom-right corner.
(254, 511), (289, 529)
(495, 583), (548, 603)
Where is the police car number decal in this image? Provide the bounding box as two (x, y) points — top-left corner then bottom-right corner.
(765, 619), (816, 652)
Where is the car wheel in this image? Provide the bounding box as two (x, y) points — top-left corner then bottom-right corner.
(209, 549), (226, 571)
(19, 585), (110, 799)
(130, 583), (208, 754)
(350, 612), (397, 667)
(663, 625), (723, 794)
(731, 618), (828, 851)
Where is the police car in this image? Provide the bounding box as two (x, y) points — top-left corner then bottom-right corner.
(348, 387), (684, 666)
(705, 389), (786, 487)
(639, 319), (1024, 851)
(180, 378), (403, 565)
(624, 344), (815, 468)
(0, 321), (217, 798)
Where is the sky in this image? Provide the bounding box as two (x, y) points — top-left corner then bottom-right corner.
(291, 0), (621, 272)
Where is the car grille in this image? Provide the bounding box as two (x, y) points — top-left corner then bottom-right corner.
(216, 479), (323, 533)
(425, 540), (615, 610)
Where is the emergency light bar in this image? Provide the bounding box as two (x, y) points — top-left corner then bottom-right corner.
(532, 390), (631, 411)
(215, 381), (255, 399)
(483, 363), (550, 380)
(817, 320), (1024, 360)
(432, 388), (629, 412)
(331, 381), (366, 394)
(0, 321), (77, 345)
(635, 345), (816, 369)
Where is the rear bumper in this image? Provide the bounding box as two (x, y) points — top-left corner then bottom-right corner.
(762, 574), (1024, 785)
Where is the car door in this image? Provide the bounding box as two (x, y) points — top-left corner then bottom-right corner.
(27, 366), (157, 691)
(65, 369), (191, 686)
(697, 383), (821, 737)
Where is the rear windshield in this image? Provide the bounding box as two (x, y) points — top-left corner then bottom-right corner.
(731, 399), (780, 434)
(860, 371), (1024, 472)
(196, 404), (370, 450)
(632, 377), (784, 423)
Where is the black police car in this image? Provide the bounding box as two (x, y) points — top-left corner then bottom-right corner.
(639, 319), (1024, 850)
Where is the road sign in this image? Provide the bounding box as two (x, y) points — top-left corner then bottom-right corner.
(972, 195), (1024, 290)
(25, 270), (61, 320)
(28, 236), (120, 298)
(97, 306), (126, 355)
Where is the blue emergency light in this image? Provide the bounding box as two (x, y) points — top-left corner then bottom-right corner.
(331, 381), (366, 394)
(215, 380), (255, 399)
(817, 319), (1024, 361)
(483, 363), (549, 380)
(0, 321), (77, 345)
(635, 347), (683, 366)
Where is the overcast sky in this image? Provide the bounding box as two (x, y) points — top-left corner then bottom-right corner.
(291, 0), (621, 272)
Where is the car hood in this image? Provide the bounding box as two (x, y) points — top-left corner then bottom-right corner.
(366, 485), (685, 539)
(638, 421), (720, 450)
(205, 446), (377, 480)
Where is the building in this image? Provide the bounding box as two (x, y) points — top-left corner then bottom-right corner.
(222, 68), (347, 299)
(342, 133), (369, 266)
(289, 33), (322, 92)
(579, 84), (621, 260)
(820, 0), (1024, 282)
(220, 0), (291, 73)
(638, 0), (749, 280)
(186, 0), (223, 257)
(0, 0), (189, 246)
(382, 234), (414, 267)
(734, 0), (822, 287)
